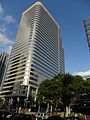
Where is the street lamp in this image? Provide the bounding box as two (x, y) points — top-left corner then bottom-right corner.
(8, 98), (13, 112)
(84, 103), (87, 120)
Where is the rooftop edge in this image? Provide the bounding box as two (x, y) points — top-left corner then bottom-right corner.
(22, 1), (60, 28)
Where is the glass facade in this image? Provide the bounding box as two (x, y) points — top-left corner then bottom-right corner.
(84, 17), (90, 51)
(0, 52), (9, 86)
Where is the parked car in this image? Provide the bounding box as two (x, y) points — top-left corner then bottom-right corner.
(64, 117), (83, 120)
(46, 116), (83, 120)
(46, 115), (64, 120)
(0, 112), (36, 120)
(10, 113), (35, 120)
(0, 110), (13, 119)
(36, 113), (48, 120)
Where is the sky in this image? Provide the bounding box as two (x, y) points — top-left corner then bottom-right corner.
(0, 0), (90, 75)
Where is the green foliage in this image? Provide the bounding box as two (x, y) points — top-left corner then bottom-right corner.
(37, 75), (63, 106)
(37, 73), (90, 111)
(55, 113), (61, 117)
(62, 74), (74, 107)
(69, 113), (85, 119)
(61, 74), (90, 107)
(55, 113), (85, 119)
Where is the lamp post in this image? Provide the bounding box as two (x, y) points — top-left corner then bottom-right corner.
(84, 104), (86, 120)
(8, 97), (13, 112)
(16, 97), (20, 113)
(23, 85), (30, 109)
(27, 85), (30, 100)
(21, 82), (30, 108)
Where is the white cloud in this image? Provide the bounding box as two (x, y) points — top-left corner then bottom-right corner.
(74, 70), (90, 77)
(0, 32), (13, 45)
(0, 4), (4, 14)
(0, 25), (7, 33)
(4, 15), (15, 23)
(0, 32), (13, 54)
(0, 3), (15, 54)
(5, 45), (12, 54)
(0, 4), (16, 24)
(0, 45), (12, 54)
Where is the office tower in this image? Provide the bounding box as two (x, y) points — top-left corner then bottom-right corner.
(0, 52), (9, 86)
(1, 2), (65, 98)
(84, 17), (90, 51)
(60, 37), (65, 74)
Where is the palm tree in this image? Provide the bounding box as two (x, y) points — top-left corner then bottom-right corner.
(0, 97), (5, 108)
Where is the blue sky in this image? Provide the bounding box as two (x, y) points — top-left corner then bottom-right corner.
(0, 0), (90, 75)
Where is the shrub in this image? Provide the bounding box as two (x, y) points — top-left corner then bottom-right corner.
(69, 113), (85, 120)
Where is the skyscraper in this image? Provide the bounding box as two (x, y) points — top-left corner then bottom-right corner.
(0, 52), (9, 86)
(84, 17), (90, 51)
(1, 2), (65, 98)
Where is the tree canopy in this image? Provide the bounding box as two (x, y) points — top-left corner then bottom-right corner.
(37, 73), (90, 115)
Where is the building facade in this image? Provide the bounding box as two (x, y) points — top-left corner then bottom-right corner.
(1, 2), (65, 98)
(84, 17), (90, 51)
(0, 52), (9, 86)
(59, 37), (65, 74)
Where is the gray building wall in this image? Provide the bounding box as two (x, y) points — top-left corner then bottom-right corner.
(0, 52), (9, 86)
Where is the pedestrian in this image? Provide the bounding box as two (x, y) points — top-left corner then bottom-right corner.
(32, 114), (36, 120)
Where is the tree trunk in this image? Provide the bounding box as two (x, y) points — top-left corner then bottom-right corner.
(46, 102), (49, 113)
(68, 105), (71, 114)
(50, 105), (52, 115)
(66, 106), (68, 116)
(56, 103), (57, 114)
(65, 105), (71, 116)
(38, 101), (40, 113)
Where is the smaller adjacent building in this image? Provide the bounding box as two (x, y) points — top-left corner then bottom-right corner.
(84, 17), (90, 51)
(0, 52), (9, 86)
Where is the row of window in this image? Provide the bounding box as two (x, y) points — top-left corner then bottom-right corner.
(33, 65), (56, 78)
(32, 58), (58, 75)
(31, 53), (58, 71)
(35, 26), (58, 54)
